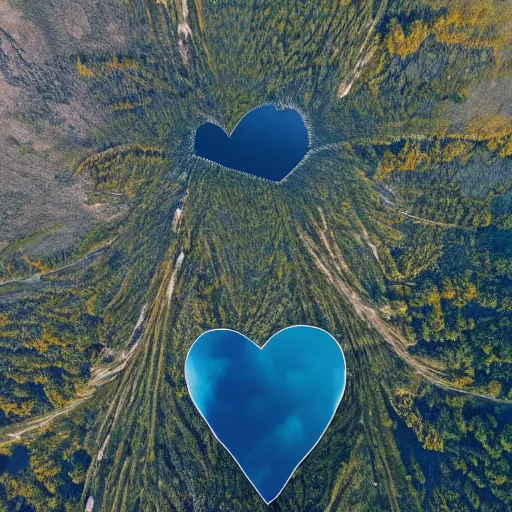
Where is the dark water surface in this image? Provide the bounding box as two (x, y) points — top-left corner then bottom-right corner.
(194, 105), (309, 181)
(185, 326), (346, 503)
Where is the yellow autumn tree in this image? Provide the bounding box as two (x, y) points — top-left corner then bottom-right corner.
(77, 56), (94, 77)
(387, 19), (430, 58)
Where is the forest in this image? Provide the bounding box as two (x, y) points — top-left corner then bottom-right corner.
(0, 0), (511, 510)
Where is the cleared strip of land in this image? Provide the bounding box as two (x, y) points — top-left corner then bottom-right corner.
(300, 209), (511, 405)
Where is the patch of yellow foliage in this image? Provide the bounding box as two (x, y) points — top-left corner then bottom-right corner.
(30, 456), (60, 493)
(21, 255), (50, 273)
(77, 56), (94, 77)
(463, 283), (479, 301)
(0, 398), (35, 417)
(486, 380), (502, 398)
(488, 135), (512, 157)
(498, 137), (512, 157)
(75, 144), (164, 175)
(85, 294), (97, 316)
(43, 388), (69, 409)
(22, 326), (68, 353)
(440, 141), (473, 163)
(110, 97), (152, 112)
(0, 312), (10, 327)
(387, 20), (430, 58)
(107, 54), (139, 71)
(376, 142), (431, 178)
(423, 428), (444, 452)
(453, 375), (475, 387)
(394, 388), (445, 452)
(428, 0), (512, 55)
(4, 478), (58, 509)
(376, 139), (475, 180)
(467, 114), (512, 140)
(387, 1), (512, 61)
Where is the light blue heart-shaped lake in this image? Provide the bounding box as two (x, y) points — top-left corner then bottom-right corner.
(185, 326), (346, 503)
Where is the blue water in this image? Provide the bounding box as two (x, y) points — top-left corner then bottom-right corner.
(194, 105), (309, 181)
(185, 326), (346, 503)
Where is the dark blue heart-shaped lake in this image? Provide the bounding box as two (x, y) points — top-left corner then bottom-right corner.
(185, 326), (346, 503)
(194, 105), (309, 181)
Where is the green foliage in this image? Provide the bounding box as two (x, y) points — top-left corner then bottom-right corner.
(1, 0), (511, 510)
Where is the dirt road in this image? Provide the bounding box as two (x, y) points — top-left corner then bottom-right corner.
(301, 210), (511, 405)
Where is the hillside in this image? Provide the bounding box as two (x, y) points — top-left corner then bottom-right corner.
(0, 0), (511, 510)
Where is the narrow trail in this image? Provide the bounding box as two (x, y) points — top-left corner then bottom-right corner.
(400, 211), (457, 228)
(0, 240), (115, 289)
(0, 272), (42, 288)
(372, 181), (457, 229)
(0, 301), (149, 448)
(373, 182), (458, 228)
(300, 209), (512, 405)
(0, 397), (90, 445)
(81, 193), (189, 510)
(79, 248), (187, 510)
(44, 242), (115, 277)
(0, 192), (190, 448)
(337, 0), (388, 98)
(1, 189), (507, 460)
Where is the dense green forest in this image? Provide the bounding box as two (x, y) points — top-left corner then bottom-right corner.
(0, 0), (511, 510)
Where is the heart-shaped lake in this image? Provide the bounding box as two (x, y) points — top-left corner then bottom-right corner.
(194, 105), (309, 181)
(185, 326), (346, 503)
